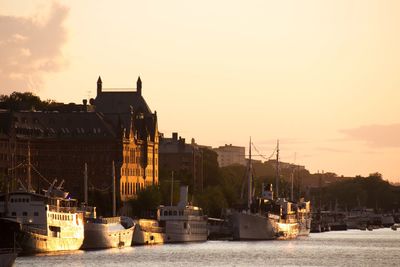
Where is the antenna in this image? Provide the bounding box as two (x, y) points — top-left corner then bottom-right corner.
(247, 137), (252, 209)
(275, 140), (280, 199)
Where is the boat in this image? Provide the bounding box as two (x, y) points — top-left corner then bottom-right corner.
(132, 218), (166, 245)
(0, 180), (84, 254)
(0, 248), (17, 267)
(230, 139), (307, 240)
(80, 163), (134, 249)
(159, 186), (208, 243)
(81, 214), (134, 249)
(296, 199), (312, 236)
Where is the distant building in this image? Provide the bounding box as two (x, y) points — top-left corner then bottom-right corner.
(158, 132), (204, 192)
(213, 144), (245, 167)
(267, 159), (305, 171)
(0, 76), (158, 216)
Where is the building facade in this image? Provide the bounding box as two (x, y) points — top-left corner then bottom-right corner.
(0, 76), (158, 216)
(213, 144), (245, 167)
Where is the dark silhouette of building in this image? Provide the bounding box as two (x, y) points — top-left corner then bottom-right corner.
(0, 76), (158, 216)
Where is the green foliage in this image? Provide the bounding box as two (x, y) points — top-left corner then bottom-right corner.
(315, 173), (400, 211)
(195, 186), (228, 217)
(0, 91), (60, 111)
(128, 186), (162, 217)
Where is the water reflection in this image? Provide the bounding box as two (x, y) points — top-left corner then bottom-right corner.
(16, 229), (400, 267)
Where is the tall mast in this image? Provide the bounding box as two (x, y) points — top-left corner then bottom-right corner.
(247, 137), (252, 210)
(112, 161), (116, 216)
(275, 140), (279, 199)
(170, 171), (174, 206)
(84, 163), (88, 204)
(27, 141), (32, 192)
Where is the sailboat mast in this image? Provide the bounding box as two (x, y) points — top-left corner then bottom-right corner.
(247, 137), (252, 210)
(112, 160), (116, 216)
(170, 171), (174, 206)
(275, 140), (279, 199)
(27, 141), (32, 192)
(84, 163), (88, 204)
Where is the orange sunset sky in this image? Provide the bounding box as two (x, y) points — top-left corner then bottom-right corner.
(1, 1), (399, 182)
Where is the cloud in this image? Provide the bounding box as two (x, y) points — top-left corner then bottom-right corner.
(340, 124), (400, 148)
(0, 3), (69, 93)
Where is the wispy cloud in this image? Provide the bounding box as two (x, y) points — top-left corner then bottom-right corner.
(340, 123), (400, 148)
(0, 3), (69, 93)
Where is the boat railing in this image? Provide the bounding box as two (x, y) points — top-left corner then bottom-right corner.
(48, 205), (78, 213)
(87, 216), (121, 224)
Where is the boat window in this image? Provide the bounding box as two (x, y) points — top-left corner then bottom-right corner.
(184, 222), (187, 229)
(10, 199), (14, 203)
(179, 211), (183, 216)
(164, 210), (168, 216)
(23, 212), (27, 216)
(168, 210), (172, 216)
(173, 211), (177, 216)
(11, 212), (16, 216)
(34, 212), (39, 216)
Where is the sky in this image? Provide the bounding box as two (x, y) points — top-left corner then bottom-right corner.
(1, 0), (400, 182)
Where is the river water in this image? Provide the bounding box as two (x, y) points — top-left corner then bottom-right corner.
(15, 228), (400, 266)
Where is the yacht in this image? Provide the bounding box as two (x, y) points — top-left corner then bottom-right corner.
(0, 181), (84, 254)
(132, 218), (166, 245)
(159, 186), (208, 243)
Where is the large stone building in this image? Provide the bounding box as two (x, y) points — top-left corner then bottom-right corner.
(213, 144), (245, 167)
(0, 77), (158, 216)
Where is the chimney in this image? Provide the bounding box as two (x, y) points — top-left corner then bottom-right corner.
(97, 76), (102, 96)
(172, 132), (178, 141)
(178, 186), (189, 207)
(137, 76), (142, 95)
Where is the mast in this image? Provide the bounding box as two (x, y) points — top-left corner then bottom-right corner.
(247, 137), (252, 210)
(112, 160), (116, 216)
(170, 171), (174, 206)
(27, 141), (32, 192)
(84, 163), (88, 204)
(275, 140), (280, 199)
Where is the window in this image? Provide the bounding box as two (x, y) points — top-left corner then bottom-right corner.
(34, 212), (39, 216)
(11, 212), (16, 216)
(23, 212), (28, 216)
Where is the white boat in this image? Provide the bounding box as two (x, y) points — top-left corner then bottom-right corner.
(132, 218), (166, 245)
(297, 199), (312, 236)
(158, 186), (208, 243)
(0, 182), (84, 254)
(80, 163), (134, 249)
(82, 215), (134, 249)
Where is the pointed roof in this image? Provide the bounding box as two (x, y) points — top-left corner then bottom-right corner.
(97, 76), (102, 83)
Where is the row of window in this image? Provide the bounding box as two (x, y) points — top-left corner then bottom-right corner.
(121, 182), (143, 196)
(10, 211), (39, 217)
(10, 198), (30, 203)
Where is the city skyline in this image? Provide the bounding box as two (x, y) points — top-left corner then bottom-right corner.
(1, 0), (400, 181)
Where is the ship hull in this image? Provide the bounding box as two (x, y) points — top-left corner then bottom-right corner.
(19, 231), (83, 253)
(133, 219), (165, 245)
(298, 218), (312, 236)
(231, 211), (277, 240)
(164, 220), (208, 243)
(276, 221), (299, 240)
(0, 218), (84, 254)
(82, 222), (134, 249)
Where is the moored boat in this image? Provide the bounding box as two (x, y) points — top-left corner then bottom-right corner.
(0, 182), (84, 254)
(132, 218), (166, 245)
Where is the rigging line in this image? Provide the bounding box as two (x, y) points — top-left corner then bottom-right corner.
(7, 162), (25, 171)
(251, 142), (277, 161)
(89, 182), (112, 192)
(29, 164), (52, 185)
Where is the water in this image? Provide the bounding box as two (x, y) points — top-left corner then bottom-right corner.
(16, 229), (400, 266)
